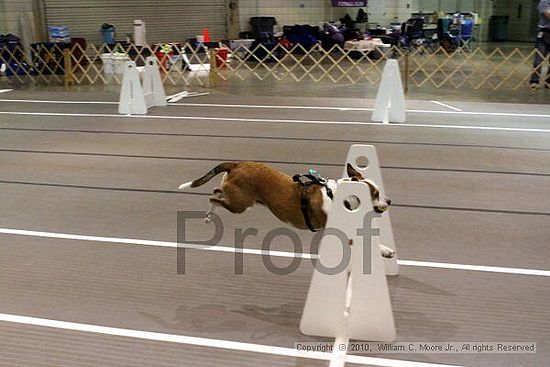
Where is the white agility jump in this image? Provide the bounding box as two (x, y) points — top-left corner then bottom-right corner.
(118, 56), (166, 115)
(344, 145), (399, 276)
(372, 60), (406, 124)
(301, 145), (397, 366)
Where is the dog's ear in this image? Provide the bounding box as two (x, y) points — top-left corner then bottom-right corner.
(346, 163), (363, 178)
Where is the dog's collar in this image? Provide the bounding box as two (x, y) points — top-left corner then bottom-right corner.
(293, 173), (334, 232)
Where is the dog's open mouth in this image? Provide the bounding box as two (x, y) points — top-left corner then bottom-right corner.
(373, 197), (391, 214)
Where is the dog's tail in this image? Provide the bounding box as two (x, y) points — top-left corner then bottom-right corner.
(178, 162), (238, 190)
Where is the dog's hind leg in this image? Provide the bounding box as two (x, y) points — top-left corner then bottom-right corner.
(209, 196), (235, 213)
(209, 189), (252, 214)
(204, 203), (216, 223)
(205, 173), (228, 223)
(205, 188), (224, 223)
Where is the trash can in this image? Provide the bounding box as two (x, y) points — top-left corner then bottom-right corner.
(134, 20), (146, 47)
(215, 47), (229, 68)
(113, 53), (129, 75)
(101, 23), (116, 44)
(489, 16), (509, 42)
(100, 53), (114, 74)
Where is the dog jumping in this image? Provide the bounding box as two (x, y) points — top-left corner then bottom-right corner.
(178, 162), (395, 258)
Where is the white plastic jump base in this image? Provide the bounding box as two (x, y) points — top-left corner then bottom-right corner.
(300, 144), (397, 343)
(344, 144), (399, 276)
(300, 181), (396, 342)
(372, 59), (406, 124)
(118, 56), (166, 115)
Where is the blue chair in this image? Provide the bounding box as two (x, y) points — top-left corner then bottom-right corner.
(459, 19), (475, 51)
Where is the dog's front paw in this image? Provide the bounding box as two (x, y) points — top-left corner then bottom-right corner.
(379, 244), (396, 259)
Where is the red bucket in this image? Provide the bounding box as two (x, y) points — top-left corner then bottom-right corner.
(215, 47), (228, 68)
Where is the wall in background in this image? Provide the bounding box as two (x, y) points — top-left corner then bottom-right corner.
(493, 0), (536, 42)
(329, 0), (419, 27)
(237, 0), (421, 34)
(0, 1), (5, 35)
(418, 0), (476, 12)
(43, 0), (228, 44)
(238, 0), (330, 34)
(235, 0), (503, 38)
(416, 0), (537, 42)
(329, 0), (410, 25)
(476, 0), (494, 43)
(0, 0), (39, 43)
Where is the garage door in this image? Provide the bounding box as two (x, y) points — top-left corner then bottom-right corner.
(44, 0), (227, 44)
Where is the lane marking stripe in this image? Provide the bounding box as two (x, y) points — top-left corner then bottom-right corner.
(0, 98), (365, 111)
(0, 111), (549, 133)
(1, 228), (549, 277)
(0, 313), (466, 367)
(0, 98), (549, 118)
(398, 260), (550, 277)
(171, 102), (367, 111)
(0, 98), (114, 104)
(0, 89), (13, 94)
(430, 101), (462, 112)
(408, 109), (550, 119)
(0, 228), (313, 259)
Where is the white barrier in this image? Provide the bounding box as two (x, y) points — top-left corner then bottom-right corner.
(301, 145), (397, 365)
(344, 145), (398, 276)
(372, 59), (406, 124)
(118, 56), (166, 115)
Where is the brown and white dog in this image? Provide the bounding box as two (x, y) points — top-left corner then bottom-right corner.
(178, 162), (395, 258)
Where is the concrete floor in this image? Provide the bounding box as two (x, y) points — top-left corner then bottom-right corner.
(0, 89), (549, 367)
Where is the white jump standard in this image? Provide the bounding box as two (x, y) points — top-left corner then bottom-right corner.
(344, 145), (399, 276)
(301, 145), (397, 367)
(118, 56), (166, 115)
(372, 59), (406, 124)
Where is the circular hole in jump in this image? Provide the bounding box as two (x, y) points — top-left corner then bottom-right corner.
(344, 195), (361, 212)
(355, 156), (369, 169)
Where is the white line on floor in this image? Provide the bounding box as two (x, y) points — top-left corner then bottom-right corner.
(400, 121), (550, 132)
(171, 102), (369, 111)
(407, 109), (549, 119)
(0, 98), (367, 110)
(1, 227), (549, 277)
(0, 111), (549, 133)
(430, 101), (462, 112)
(0, 89), (13, 94)
(0, 98), (114, 104)
(1, 99), (549, 119)
(0, 228), (312, 259)
(398, 260), (550, 277)
(0, 313), (467, 367)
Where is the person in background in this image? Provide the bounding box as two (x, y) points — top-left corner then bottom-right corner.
(530, 0), (550, 90)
